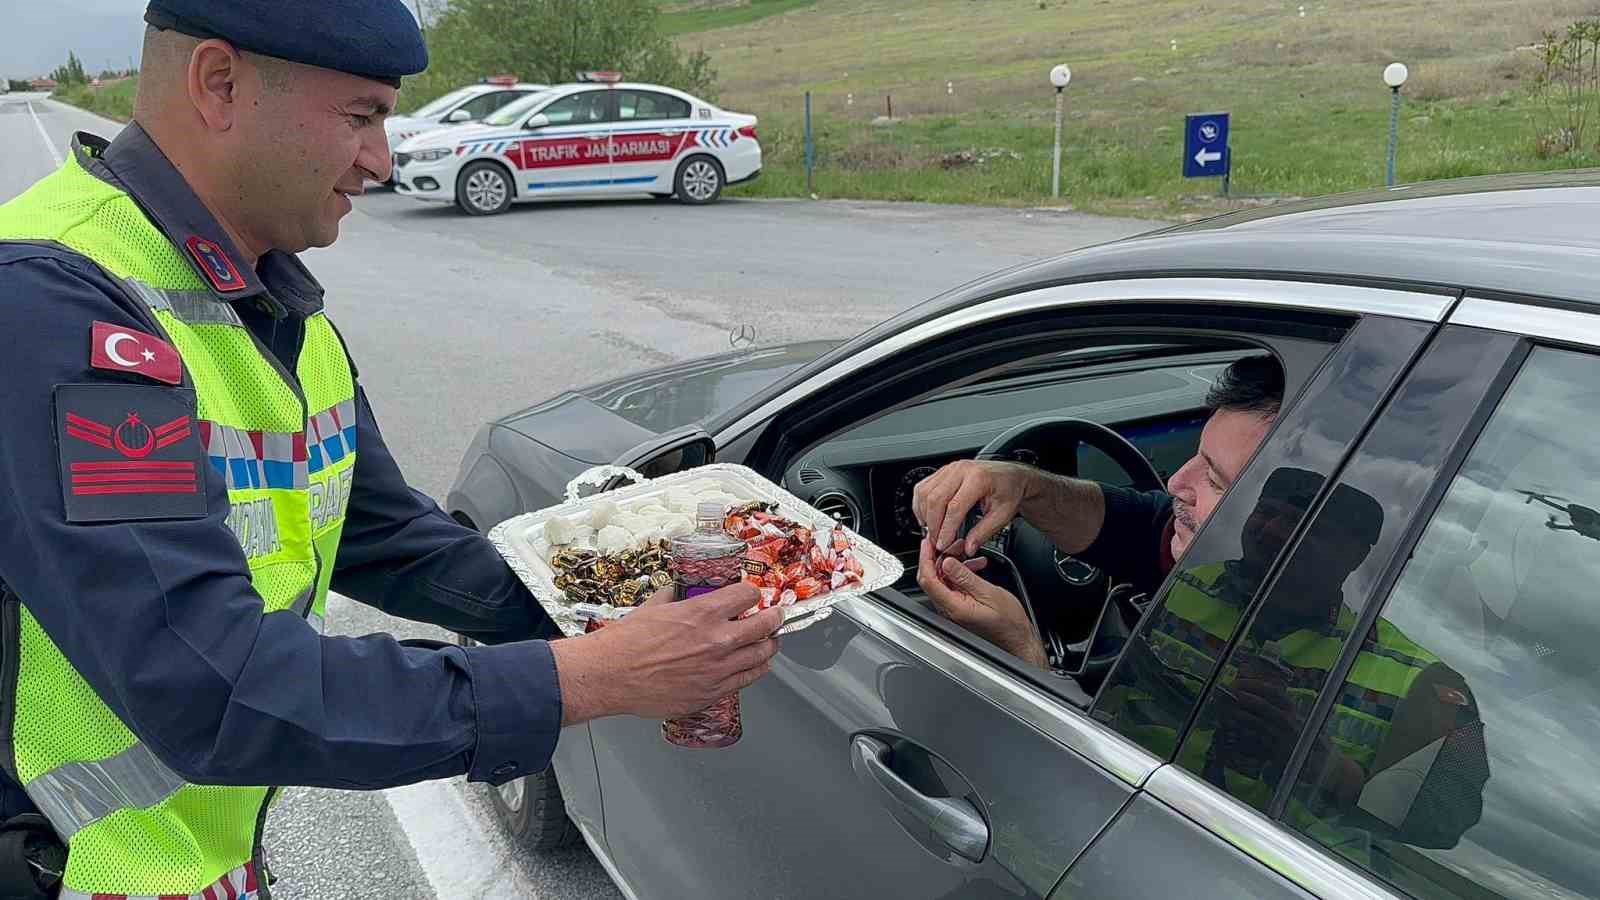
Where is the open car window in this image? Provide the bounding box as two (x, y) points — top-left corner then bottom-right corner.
(747, 299), (1399, 712)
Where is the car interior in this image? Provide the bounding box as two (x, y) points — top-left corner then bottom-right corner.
(731, 306), (1348, 703)
(777, 341), (1253, 692)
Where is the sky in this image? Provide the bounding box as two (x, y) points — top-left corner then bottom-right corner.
(3, 0), (146, 80)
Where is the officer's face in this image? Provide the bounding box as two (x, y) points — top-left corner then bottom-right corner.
(229, 58), (396, 252)
(1165, 408), (1275, 560)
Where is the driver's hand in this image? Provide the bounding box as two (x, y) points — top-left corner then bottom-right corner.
(913, 460), (1036, 557)
(917, 538), (1049, 668)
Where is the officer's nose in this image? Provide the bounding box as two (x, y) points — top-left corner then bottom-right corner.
(359, 129), (394, 184)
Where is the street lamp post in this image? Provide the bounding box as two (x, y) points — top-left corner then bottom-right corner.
(1384, 62), (1408, 187)
(1050, 64), (1072, 200)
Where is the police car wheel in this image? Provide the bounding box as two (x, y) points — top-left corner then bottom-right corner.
(457, 162), (513, 216)
(455, 632), (582, 849)
(675, 156), (724, 205)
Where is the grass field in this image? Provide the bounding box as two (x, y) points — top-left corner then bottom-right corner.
(674, 0), (1600, 216)
(661, 0), (818, 36)
(52, 78), (137, 123)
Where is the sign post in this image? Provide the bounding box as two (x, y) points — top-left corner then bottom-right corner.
(804, 91), (815, 196)
(1049, 64), (1072, 200)
(1183, 112), (1231, 196)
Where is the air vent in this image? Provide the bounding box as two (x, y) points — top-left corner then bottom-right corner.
(798, 466), (825, 485)
(812, 491), (861, 531)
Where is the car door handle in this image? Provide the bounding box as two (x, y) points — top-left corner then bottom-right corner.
(583, 132), (607, 140)
(850, 735), (989, 863)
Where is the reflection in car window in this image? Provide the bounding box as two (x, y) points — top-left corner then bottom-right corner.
(1290, 348), (1600, 900)
(413, 86), (479, 119)
(617, 90), (691, 121)
(536, 91), (611, 126)
(484, 91), (552, 127)
(456, 90), (511, 120)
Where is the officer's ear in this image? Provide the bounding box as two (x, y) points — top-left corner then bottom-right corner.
(187, 39), (244, 133)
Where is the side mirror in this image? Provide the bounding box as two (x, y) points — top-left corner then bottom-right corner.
(524, 113), (551, 130)
(445, 108), (472, 123)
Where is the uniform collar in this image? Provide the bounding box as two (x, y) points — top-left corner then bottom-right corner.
(74, 125), (327, 318)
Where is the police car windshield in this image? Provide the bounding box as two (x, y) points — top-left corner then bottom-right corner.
(485, 91), (553, 127)
(411, 87), (481, 119)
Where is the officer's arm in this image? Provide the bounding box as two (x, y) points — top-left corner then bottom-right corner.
(0, 252), (556, 789)
(328, 384), (559, 644)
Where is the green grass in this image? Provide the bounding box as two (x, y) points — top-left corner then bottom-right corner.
(661, 0), (819, 36)
(52, 78), (137, 123)
(676, 0), (1600, 217)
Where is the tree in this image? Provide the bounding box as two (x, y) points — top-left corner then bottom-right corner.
(7, 80), (31, 93)
(404, 0), (715, 111)
(50, 52), (88, 86)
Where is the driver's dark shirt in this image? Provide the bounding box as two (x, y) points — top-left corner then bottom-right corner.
(1074, 484), (1176, 595)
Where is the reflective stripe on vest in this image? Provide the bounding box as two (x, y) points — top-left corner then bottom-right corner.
(27, 742), (185, 841)
(59, 860), (260, 900)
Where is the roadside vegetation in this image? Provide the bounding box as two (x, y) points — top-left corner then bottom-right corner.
(44, 0), (1600, 217)
(671, 0), (1600, 217)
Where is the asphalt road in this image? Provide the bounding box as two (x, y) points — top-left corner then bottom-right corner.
(1, 92), (1153, 898)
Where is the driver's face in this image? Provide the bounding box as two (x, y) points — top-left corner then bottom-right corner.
(1166, 408), (1275, 560)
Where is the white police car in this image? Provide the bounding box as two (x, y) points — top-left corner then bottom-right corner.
(385, 78), (548, 146)
(391, 74), (760, 215)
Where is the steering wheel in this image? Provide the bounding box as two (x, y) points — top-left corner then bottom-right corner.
(972, 418), (1163, 681)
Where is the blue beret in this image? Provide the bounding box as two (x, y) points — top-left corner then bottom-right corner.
(144, 1), (427, 87)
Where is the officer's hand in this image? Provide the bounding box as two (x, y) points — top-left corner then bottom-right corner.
(913, 460), (1035, 557)
(551, 583), (782, 725)
(917, 538), (1048, 668)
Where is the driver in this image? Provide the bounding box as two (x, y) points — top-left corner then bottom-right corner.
(911, 355), (1284, 667)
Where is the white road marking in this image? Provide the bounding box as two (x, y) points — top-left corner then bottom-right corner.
(384, 771), (542, 898)
(26, 101), (63, 166)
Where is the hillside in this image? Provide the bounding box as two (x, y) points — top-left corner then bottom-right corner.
(670, 0), (1600, 215)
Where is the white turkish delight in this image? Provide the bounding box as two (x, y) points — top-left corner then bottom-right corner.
(543, 515), (578, 546)
(595, 525), (633, 554)
(587, 499), (620, 530)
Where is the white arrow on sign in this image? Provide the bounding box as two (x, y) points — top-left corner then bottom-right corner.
(1194, 148), (1223, 167)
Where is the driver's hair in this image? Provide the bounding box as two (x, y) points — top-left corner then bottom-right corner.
(1205, 355), (1284, 419)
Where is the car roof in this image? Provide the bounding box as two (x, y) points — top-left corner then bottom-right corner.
(953, 170), (1600, 310)
(543, 81), (705, 101)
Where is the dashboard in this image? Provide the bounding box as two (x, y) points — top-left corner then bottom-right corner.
(783, 351), (1233, 558)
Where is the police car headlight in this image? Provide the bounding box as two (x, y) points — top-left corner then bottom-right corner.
(409, 148), (453, 163)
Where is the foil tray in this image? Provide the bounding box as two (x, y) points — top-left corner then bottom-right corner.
(489, 463), (903, 637)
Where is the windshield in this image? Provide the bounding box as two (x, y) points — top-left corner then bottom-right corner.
(485, 91), (553, 127)
(409, 87), (481, 119)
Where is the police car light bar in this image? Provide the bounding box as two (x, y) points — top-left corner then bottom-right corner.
(482, 74), (518, 85)
(577, 71), (624, 83)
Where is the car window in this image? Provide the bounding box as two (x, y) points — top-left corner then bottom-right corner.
(483, 90), (552, 127)
(616, 90), (691, 121)
(454, 90), (509, 120)
(412, 86), (478, 119)
(536, 91), (612, 126)
(1285, 347), (1600, 900)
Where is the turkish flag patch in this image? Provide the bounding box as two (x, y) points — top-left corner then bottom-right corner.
(90, 321), (183, 385)
(186, 235), (246, 293)
(54, 384), (207, 523)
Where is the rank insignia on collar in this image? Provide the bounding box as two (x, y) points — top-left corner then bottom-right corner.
(54, 384), (207, 523)
(186, 235), (247, 293)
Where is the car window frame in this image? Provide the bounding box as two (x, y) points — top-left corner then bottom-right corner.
(534, 89), (615, 128)
(705, 278), (1456, 785)
(1246, 299), (1600, 897)
(616, 89), (692, 121)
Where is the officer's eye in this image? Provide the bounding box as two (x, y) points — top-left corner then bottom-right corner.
(349, 113), (374, 128)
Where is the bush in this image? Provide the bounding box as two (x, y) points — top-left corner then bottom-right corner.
(405, 0), (716, 111)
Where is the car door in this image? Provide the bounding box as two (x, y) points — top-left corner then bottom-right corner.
(1059, 320), (1520, 899)
(1248, 301), (1600, 899)
(587, 278), (1452, 900)
(513, 89), (614, 197)
(608, 89), (695, 194)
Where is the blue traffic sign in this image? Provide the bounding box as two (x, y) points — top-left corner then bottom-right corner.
(1183, 112), (1230, 179)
